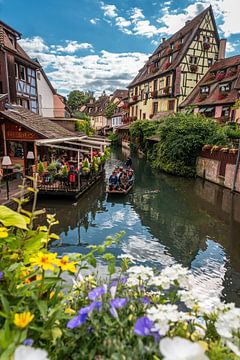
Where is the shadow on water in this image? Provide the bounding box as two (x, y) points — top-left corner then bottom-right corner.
(37, 149), (240, 305)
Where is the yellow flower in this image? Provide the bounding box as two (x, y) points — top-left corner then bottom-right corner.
(14, 312), (34, 329)
(65, 307), (76, 315)
(50, 291), (55, 299)
(10, 253), (18, 260)
(0, 227), (8, 239)
(56, 256), (76, 273)
(29, 252), (57, 271)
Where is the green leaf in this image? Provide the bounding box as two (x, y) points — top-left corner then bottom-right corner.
(0, 206), (29, 229)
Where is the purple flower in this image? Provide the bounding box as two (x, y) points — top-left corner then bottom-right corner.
(79, 301), (102, 315)
(134, 317), (153, 336)
(140, 297), (151, 305)
(67, 313), (88, 329)
(0, 271), (3, 280)
(109, 307), (118, 319)
(88, 286), (106, 301)
(109, 298), (128, 309)
(23, 339), (33, 346)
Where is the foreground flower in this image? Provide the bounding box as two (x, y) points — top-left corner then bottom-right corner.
(88, 285), (107, 301)
(23, 339), (34, 346)
(67, 313), (88, 329)
(0, 271), (3, 279)
(134, 317), (153, 336)
(56, 255), (76, 273)
(14, 312), (34, 329)
(109, 298), (128, 309)
(29, 252), (57, 271)
(160, 337), (209, 360)
(14, 345), (49, 360)
(0, 227), (8, 238)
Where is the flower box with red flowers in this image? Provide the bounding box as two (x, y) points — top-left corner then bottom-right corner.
(132, 95), (138, 102)
(203, 42), (211, 50)
(151, 91), (158, 98)
(190, 64), (198, 73)
(226, 67), (237, 77)
(216, 72), (225, 81)
(218, 92), (228, 100)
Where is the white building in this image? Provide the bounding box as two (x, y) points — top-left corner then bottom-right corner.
(36, 65), (56, 118)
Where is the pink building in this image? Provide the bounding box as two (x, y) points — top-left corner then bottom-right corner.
(53, 94), (71, 118)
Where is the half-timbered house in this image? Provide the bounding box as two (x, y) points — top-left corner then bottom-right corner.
(0, 21), (39, 113)
(128, 6), (224, 120)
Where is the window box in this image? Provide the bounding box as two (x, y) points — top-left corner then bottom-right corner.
(218, 92), (228, 100)
(203, 42), (211, 51)
(190, 64), (198, 73)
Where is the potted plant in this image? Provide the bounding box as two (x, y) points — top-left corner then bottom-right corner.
(190, 64), (198, 73)
(37, 161), (45, 176)
(203, 42), (211, 51)
(47, 162), (57, 175)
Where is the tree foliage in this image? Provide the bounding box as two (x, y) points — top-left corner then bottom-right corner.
(75, 119), (94, 136)
(104, 101), (117, 119)
(67, 90), (94, 112)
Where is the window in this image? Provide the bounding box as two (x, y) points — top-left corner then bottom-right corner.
(143, 113), (146, 119)
(135, 106), (138, 118)
(189, 56), (198, 65)
(169, 54), (173, 63)
(141, 89), (144, 101)
(221, 106), (230, 118)
(134, 87), (138, 96)
(219, 83), (230, 93)
(200, 85), (210, 94)
(139, 110), (142, 120)
(203, 35), (210, 43)
(8, 34), (15, 47)
(170, 42), (174, 50)
(153, 102), (158, 114)
(168, 100), (175, 111)
(208, 58), (213, 67)
(154, 79), (158, 91)
(17, 98), (29, 110)
(0, 81), (3, 93)
(166, 76), (171, 87)
(19, 65), (26, 81)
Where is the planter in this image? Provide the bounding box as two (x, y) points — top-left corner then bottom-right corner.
(190, 64), (198, 73)
(220, 147), (229, 153)
(229, 148), (238, 154)
(203, 42), (211, 51)
(202, 144), (212, 151)
(211, 145), (222, 152)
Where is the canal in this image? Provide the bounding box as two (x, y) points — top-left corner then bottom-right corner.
(37, 149), (240, 305)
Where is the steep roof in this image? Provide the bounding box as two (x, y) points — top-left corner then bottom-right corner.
(180, 55), (240, 107)
(0, 105), (74, 139)
(0, 23), (38, 68)
(111, 89), (129, 101)
(129, 6), (218, 88)
(91, 96), (109, 116)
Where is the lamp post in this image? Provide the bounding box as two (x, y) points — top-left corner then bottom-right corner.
(26, 151), (35, 176)
(1, 155), (12, 200)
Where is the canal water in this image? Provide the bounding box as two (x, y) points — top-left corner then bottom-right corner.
(38, 149), (240, 305)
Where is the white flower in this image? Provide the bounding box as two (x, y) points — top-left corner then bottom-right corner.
(226, 341), (240, 356)
(118, 254), (135, 262)
(147, 304), (192, 336)
(126, 265), (154, 286)
(14, 346), (49, 360)
(149, 264), (192, 290)
(159, 337), (209, 360)
(215, 307), (240, 339)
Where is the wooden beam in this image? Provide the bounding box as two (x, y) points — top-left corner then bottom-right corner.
(37, 143), (89, 153)
(65, 141), (101, 149)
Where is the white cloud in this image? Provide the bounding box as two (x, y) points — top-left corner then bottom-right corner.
(130, 8), (145, 23)
(226, 41), (239, 54)
(19, 36), (49, 53)
(51, 40), (94, 54)
(20, 36), (148, 96)
(133, 20), (161, 38)
(90, 18), (100, 25)
(100, 2), (118, 18)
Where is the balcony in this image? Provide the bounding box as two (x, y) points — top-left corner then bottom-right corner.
(129, 95), (140, 104)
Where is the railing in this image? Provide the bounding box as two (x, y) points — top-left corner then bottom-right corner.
(0, 171), (24, 202)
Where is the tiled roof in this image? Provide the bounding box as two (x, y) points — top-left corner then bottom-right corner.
(0, 24), (38, 67)
(128, 6), (216, 88)
(0, 106), (74, 139)
(91, 96), (109, 116)
(180, 55), (240, 107)
(111, 89), (129, 100)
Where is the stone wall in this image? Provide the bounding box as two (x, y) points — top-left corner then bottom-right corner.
(196, 149), (240, 192)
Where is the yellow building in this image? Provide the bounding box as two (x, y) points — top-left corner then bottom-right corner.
(128, 6), (225, 120)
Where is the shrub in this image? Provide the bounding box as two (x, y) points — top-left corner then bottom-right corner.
(37, 161), (45, 175)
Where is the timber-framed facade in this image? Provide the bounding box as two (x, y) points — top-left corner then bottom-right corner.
(128, 6), (223, 120)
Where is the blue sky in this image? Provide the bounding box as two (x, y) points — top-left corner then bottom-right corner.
(0, 0), (239, 95)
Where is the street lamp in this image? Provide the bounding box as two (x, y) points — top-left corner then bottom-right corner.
(1, 156), (12, 200)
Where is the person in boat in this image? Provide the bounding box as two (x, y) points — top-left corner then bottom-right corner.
(125, 157), (132, 168)
(68, 165), (77, 188)
(120, 170), (129, 190)
(109, 171), (118, 190)
(127, 169), (135, 186)
(116, 166), (123, 186)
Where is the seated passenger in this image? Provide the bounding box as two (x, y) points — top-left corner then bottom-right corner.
(128, 170), (135, 185)
(120, 171), (129, 190)
(109, 171), (118, 190)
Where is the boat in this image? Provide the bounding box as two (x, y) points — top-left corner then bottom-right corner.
(106, 182), (134, 195)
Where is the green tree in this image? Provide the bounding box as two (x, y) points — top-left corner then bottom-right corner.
(104, 101), (117, 119)
(75, 119), (94, 136)
(67, 90), (94, 112)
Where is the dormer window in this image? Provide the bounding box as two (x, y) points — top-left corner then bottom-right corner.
(219, 83), (230, 93)
(200, 86), (210, 94)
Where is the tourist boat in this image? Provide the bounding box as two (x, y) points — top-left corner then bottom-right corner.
(106, 182), (134, 196)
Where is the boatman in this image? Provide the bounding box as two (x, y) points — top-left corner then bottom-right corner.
(109, 171), (118, 190)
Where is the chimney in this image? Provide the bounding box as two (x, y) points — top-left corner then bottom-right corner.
(218, 39), (227, 60)
(162, 37), (166, 43)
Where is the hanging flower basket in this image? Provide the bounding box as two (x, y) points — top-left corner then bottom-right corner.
(203, 42), (211, 51)
(190, 64), (198, 73)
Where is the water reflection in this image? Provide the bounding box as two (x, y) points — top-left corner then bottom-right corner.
(37, 150), (240, 305)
